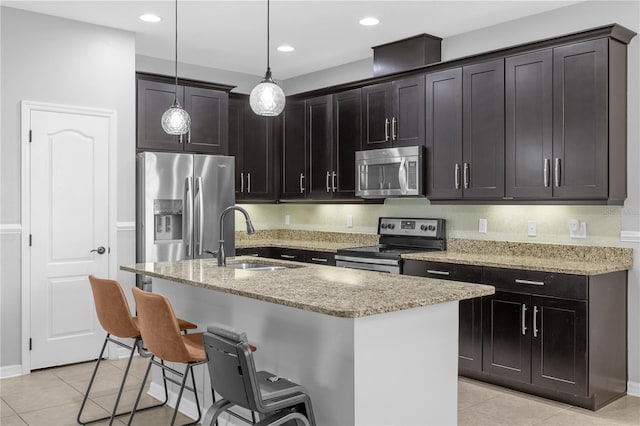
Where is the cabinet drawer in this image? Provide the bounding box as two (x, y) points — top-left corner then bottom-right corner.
(403, 260), (483, 284)
(235, 247), (272, 258)
(269, 247), (304, 262)
(303, 251), (336, 266)
(483, 267), (587, 300)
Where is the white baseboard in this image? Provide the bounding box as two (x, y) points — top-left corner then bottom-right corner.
(0, 364), (23, 379)
(149, 381), (201, 421)
(628, 380), (640, 397)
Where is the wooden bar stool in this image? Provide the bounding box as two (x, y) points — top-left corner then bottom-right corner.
(128, 287), (208, 426)
(78, 276), (197, 425)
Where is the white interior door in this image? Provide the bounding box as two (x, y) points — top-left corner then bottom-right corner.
(29, 108), (111, 369)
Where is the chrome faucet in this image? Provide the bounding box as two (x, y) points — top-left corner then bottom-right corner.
(216, 206), (255, 266)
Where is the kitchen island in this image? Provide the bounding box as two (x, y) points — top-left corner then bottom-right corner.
(121, 257), (494, 425)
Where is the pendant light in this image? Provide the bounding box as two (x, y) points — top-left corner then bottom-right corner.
(161, 0), (191, 135)
(249, 0), (286, 116)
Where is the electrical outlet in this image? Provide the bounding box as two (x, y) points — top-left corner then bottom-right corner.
(527, 221), (537, 237)
(478, 218), (487, 234)
(568, 219), (587, 238)
(284, 215), (290, 225)
(347, 215), (353, 228)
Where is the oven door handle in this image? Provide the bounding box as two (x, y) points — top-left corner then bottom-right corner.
(334, 254), (400, 266)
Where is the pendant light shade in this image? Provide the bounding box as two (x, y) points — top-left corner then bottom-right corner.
(162, 0), (190, 135)
(250, 0), (286, 116)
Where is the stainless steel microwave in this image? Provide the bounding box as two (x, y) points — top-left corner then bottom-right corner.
(355, 146), (425, 198)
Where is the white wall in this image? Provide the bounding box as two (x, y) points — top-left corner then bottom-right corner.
(136, 54), (262, 95)
(0, 7), (136, 370)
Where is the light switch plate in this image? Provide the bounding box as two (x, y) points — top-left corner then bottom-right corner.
(478, 218), (487, 234)
(347, 215), (353, 228)
(285, 215), (290, 225)
(527, 221), (537, 237)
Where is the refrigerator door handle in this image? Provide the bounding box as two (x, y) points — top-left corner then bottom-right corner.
(184, 177), (193, 256)
(195, 177), (204, 256)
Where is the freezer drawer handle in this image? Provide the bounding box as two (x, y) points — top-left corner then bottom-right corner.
(426, 269), (450, 276)
(515, 279), (545, 286)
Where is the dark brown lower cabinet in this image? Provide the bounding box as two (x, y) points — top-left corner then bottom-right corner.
(235, 247), (335, 266)
(403, 259), (627, 410)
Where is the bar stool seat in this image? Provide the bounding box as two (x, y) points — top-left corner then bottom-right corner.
(78, 276), (198, 425)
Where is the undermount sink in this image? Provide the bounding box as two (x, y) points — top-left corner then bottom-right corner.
(225, 262), (288, 271)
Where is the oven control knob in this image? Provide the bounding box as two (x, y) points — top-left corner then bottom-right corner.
(427, 225), (436, 231)
(420, 224), (427, 231)
(388, 223), (395, 230)
(381, 223), (387, 229)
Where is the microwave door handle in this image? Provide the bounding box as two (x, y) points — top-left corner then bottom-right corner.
(184, 177), (193, 257)
(398, 158), (408, 194)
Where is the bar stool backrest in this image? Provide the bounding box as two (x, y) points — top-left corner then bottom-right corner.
(131, 287), (192, 363)
(203, 325), (260, 411)
(88, 275), (139, 339)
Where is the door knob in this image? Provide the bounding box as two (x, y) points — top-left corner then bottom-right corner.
(90, 246), (106, 255)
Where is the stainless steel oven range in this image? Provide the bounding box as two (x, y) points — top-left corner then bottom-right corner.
(335, 217), (446, 274)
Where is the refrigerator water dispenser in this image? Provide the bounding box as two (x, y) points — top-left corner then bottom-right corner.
(153, 199), (183, 241)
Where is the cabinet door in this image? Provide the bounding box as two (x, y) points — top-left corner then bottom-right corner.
(281, 100), (307, 199)
(228, 97), (245, 200)
(243, 109), (274, 200)
(426, 68), (463, 200)
(505, 50), (553, 198)
(482, 292), (531, 383)
(183, 87), (228, 154)
(333, 89), (361, 197)
(531, 296), (587, 396)
(137, 79), (183, 151)
(553, 39), (608, 199)
(463, 59), (505, 199)
(392, 75), (425, 147)
(362, 82), (392, 149)
(306, 95), (334, 199)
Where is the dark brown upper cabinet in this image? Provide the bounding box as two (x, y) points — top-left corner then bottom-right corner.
(362, 75), (425, 149)
(306, 95), (334, 199)
(462, 59), (505, 199)
(136, 73), (230, 154)
(426, 68), (463, 200)
(332, 88), (362, 197)
(228, 95), (277, 202)
(280, 100), (307, 200)
(505, 50), (553, 199)
(552, 38), (615, 202)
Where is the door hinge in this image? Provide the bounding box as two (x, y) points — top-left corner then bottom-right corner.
(29, 338), (32, 351)
(29, 130), (32, 143)
(29, 234), (32, 246)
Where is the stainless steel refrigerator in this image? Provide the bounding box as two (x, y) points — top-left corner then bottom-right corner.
(136, 152), (235, 289)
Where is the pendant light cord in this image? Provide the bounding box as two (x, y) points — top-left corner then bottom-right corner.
(266, 0), (270, 73)
(174, 0), (179, 98)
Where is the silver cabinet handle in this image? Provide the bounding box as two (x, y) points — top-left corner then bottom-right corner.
(522, 304), (528, 335)
(427, 270), (450, 276)
(384, 118), (390, 142)
(300, 173), (305, 193)
(455, 164), (461, 190)
(332, 171), (337, 192)
(187, 130), (191, 144)
(463, 163), (469, 189)
(240, 172), (244, 193)
(280, 254), (296, 259)
(533, 306), (539, 338)
(311, 257), (328, 263)
(391, 117), (398, 141)
(247, 172), (251, 193)
(515, 279), (545, 286)
(543, 158), (550, 188)
(326, 171), (330, 192)
(554, 158), (561, 187)
(179, 134), (183, 144)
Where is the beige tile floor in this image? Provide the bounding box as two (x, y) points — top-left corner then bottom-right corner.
(1, 357), (639, 425)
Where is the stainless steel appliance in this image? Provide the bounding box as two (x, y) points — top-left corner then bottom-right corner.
(335, 217), (446, 274)
(136, 152), (235, 289)
(355, 146), (425, 198)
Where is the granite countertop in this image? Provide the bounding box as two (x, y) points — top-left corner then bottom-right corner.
(121, 257), (494, 318)
(235, 229), (378, 253)
(403, 239), (633, 276)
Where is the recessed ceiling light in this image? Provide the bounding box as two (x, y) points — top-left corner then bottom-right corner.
(277, 45), (295, 53)
(359, 17), (379, 26)
(139, 14), (161, 23)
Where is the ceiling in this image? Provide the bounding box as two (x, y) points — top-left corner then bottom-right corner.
(3, 1), (582, 79)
